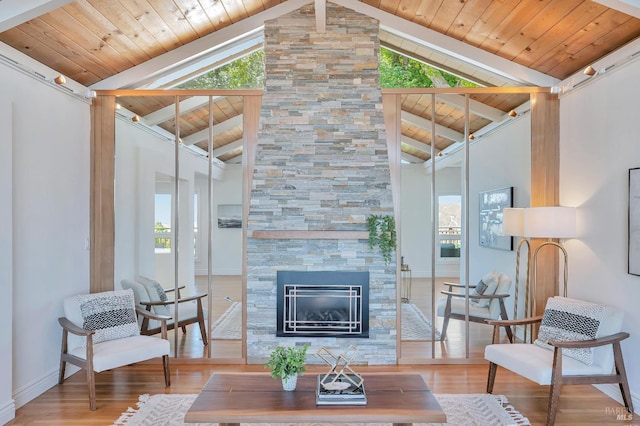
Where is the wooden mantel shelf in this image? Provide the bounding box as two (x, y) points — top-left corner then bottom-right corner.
(252, 230), (369, 240)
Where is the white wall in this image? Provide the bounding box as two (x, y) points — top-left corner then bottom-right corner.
(400, 164), (462, 277)
(0, 97), (15, 424)
(1, 61), (91, 418)
(560, 58), (640, 410)
(194, 164), (243, 276)
(114, 119), (227, 289)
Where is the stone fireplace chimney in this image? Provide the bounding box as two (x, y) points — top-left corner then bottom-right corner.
(246, 2), (396, 364)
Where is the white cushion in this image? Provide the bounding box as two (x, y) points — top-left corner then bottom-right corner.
(470, 273), (498, 309)
(485, 343), (611, 385)
(137, 276), (172, 317)
(68, 335), (170, 372)
(489, 274), (512, 318)
(437, 295), (494, 319)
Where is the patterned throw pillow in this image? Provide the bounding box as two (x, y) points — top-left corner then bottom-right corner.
(470, 271), (499, 309)
(76, 289), (139, 344)
(138, 276), (171, 316)
(534, 297), (605, 365)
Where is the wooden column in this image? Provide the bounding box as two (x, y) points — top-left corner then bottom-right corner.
(530, 92), (560, 315)
(90, 96), (115, 293)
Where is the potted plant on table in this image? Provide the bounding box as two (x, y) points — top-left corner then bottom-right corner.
(264, 344), (309, 391)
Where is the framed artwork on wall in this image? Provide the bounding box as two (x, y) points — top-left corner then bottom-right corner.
(479, 186), (513, 251)
(628, 168), (640, 275)
(218, 204), (242, 228)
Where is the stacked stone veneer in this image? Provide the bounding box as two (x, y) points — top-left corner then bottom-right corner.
(246, 2), (397, 365)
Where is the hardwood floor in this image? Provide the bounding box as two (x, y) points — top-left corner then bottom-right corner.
(8, 363), (630, 425)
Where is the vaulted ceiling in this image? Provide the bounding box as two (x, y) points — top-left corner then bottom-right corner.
(2, 0), (639, 163)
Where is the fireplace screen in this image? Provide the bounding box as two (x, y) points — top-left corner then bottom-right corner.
(276, 271), (369, 338)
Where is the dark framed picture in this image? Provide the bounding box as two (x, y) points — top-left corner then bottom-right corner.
(629, 168), (640, 275)
(217, 204), (242, 228)
(479, 187), (513, 251)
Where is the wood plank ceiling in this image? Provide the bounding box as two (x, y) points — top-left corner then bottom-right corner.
(1, 0), (639, 163)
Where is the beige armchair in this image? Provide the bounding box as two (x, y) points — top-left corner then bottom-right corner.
(436, 271), (513, 341)
(58, 289), (170, 410)
(485, 296), (633, 425)
(121, 277), (208, 345)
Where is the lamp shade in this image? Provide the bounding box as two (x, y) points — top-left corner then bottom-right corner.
(502, 208), (525, 236)
(524, 206), (577, 238)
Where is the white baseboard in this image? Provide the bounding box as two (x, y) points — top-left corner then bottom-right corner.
(0, 398), (16, 425)
(594, 383), (639, 415)
(12, 365), (79, 410)
(12, 368), (59, 409)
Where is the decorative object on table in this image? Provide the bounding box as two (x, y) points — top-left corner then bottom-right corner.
(366, 214), (397, 264)
(479, 186), (513, 251)
(629, 167), (640, 275)
(264, 344), (309, 391)
(316, 345), (366, 405)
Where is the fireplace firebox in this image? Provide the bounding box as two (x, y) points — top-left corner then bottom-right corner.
(276, 271), (369, 338)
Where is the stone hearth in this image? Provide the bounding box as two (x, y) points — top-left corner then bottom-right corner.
(246, 2), (396, 365)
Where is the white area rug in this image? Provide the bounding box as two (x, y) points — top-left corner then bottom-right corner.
(211, 302), (441, 341)
(211, 302), (242, 339)
(114, 393), (530, 426)
(401, 303), (442, 341)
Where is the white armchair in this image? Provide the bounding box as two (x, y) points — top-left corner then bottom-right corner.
(436, 271), (513, 341)
(121, 277), (208, 345)
(58, 289), (170, 410)
(485, 296), (633, 425)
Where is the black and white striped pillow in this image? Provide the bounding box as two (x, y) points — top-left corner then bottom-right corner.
(534, 296), (605, 365)
(76, 289), (139, 344)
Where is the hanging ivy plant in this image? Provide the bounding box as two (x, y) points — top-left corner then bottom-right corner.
(366, 214), (397, 265)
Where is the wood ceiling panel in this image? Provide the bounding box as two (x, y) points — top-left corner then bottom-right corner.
(429, 0), (465, 34)
(412, 0), (443, 28)
(0, 27), (100, 83)
(462, 0), (522, 47)
(66, 1), (152, 65)
(444, 0), (492, 42)
(395, 0), (422, 21)
(511, 1), (609, 67)
(478, 0), (554, 55)
(537, 11), (640, 76)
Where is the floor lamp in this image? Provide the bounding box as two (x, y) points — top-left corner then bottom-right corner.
(523, 206), (577, 317)
(502, 208), (532, 342)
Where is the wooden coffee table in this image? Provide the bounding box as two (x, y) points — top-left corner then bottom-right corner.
(185, 372), (446, 426)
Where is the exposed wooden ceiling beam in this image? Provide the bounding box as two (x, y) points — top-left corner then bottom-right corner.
(436, 94), (505, 122)
(181, 115), (243, 146)
(143, 96), (221, 126)
(0, 0), (72, 33)
(401, 152), (426, 164)
(401, 111), (464, 142)
(400, 135), (438, 154)
(213, 139), (243, 158)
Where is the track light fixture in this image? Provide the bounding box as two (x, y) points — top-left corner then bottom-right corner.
(509, 110), (517, 118)
(54, 74), (66, 85)
(583, 65), (596, 76)
(469, 134), (475, 140)
(131, 115), (140, 122)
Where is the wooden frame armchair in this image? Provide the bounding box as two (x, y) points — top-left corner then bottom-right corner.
(58, 289), (171, 410)
(485, 296), (633, 425)
(436, 272), (513, 341)
(121, 278), (208, 345)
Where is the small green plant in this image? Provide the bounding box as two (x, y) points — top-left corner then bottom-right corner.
(367, 214), (397, 265)
(264, 344), (309, 380)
